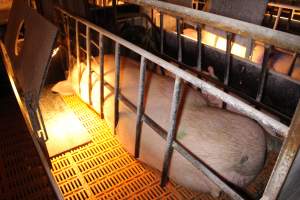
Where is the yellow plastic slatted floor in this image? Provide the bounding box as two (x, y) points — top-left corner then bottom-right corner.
(50, 95), (231, 200)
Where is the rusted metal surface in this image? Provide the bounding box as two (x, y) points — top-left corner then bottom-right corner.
(262, 101), (300, 200)
(125, 0), (300, 53)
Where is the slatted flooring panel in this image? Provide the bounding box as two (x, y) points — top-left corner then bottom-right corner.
(50, 95), (227, 200)
(0, 97), (56, 200)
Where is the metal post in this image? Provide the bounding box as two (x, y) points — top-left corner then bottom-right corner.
(160, 12), (164, 54)
(256, 45), (272, 102)
(273, 7), (283, 30)
(196, 24), (202, 71)
(75, 20), (81, 94)
(161, 76), (182, 186)
(65, 16), (72, 77)
(222, 32), (233, 108)
(262, 101), (300, 200)
(86, 26), (92, 105)
(288, 53), (298, 77)
(114, 42), (121, 133)
(176, 17), (182, 62)
(134, 56), (147, 158)
(99, 34), (105, 119)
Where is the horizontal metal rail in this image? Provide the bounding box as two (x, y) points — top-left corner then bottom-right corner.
(57, 7), (294, 200)
(124, 0), (300, 53)
(58, 7), (288, 137)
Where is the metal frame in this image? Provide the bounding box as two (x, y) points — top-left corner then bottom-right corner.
(57, 5), (300, 199)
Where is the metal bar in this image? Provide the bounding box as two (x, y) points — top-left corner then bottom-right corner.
(37, 104), (49, 141)
(65, 16), (72, 75)
(196, 24), (202, 71)
(99, 34), (104, 119)
(224, 32), (233, 86)
(273, 7), (283, 30)
(76, 20), (81, 94)
(57, 7), (289, 138)
(104, 80), (250, 200)
(256, 45), (272, 102)
(161, 76), (182, 186)
(288, 53), (298, 77)
(160, 12), (164, 54)
(176, 17), (182, 62)
(114, 42), (121, 133)
(86, 26), (92, 105)
(124, 0), (300, 53)
(262, 101), (300, 200)
(222, 32), (233, 109)
(134, 56), (147, 158)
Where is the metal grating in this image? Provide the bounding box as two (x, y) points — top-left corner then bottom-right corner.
(50, 95), (224, 200)
(0, 97), (56, 200)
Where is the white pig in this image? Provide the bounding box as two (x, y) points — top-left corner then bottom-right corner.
(64, 54), (266, 197)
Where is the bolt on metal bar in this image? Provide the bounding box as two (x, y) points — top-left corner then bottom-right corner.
(176, 17), (182, 62)
(161, 76), (183, 187)
(262, 101), (300, 200)
(134, 56), (147, 158)
(196, 24), (202, 71)
(223, 32), (233, 109)
(256, 45), (272, 102)
(114, 42), (121, 133)
(288, 53), (298, 77)
(86, 26), (92, 105)
(160, 12), (164, 54)
(75, 20), (81, 95)
(99, 33), (105, 119)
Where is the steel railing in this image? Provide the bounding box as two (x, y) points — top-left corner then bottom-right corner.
(57, 5), (300, 199)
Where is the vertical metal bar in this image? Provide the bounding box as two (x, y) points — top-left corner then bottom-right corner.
(86, 26), (92, 105)
(75, 20), (81, 94)
(160, 12), (164, 54)
(222, 32), (233, 108)
(160, 76), (182, 187)
(36, 105), (48, 141)
(196, 24), (202, 71)
(114, 42), (121, 134)
(134, 56), (147, 158)
(99, 33), (104, 119)
(65, 16), (72, 76)
(256, 45), (272, 102)
(176, 17), (182, 62)
(288, 53), (298, 77)
(273, 7), (283, 30)
(262, 101), (300, 200)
